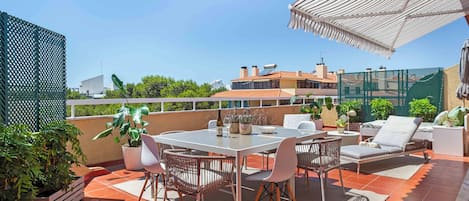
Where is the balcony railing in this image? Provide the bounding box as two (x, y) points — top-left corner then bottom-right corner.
(66, 96), (338, 118)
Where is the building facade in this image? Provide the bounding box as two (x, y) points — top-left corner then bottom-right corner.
(212, 64), (340, 106)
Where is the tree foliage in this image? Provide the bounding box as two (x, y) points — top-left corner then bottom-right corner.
(67, 75), (227, 116)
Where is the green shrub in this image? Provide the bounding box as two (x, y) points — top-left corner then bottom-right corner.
(0, 121), (85, 200)
(337, 100), (363, 122)
(300, 101), (322, 120)
(0, 124), (40, 200)
(370, 98), (394, 120)
(409, 98), (437, 122)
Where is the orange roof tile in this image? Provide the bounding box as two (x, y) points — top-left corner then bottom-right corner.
(211, 89), (294, 98)
(232, 71), (337, 83)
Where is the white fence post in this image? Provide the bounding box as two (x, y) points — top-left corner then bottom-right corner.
(71, 104), (75, 118)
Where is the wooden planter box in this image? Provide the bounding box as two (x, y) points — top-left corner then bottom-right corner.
(35, 176), (84, 201)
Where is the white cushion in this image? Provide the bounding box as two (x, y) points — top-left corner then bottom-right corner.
(372, 115), (422, 149)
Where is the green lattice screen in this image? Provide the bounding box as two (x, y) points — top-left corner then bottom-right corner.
(338, 67), (444, 122)
(0, 11), (66, 131)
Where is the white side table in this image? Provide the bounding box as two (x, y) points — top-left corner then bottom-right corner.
(327, 130), (360, 146)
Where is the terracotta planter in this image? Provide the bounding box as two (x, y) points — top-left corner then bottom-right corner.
(230, 122), (239, 134)
(122, 145), (143, 170)
(313, 119), (324, 130)
(347, 122), (361, 131)
(34, 176), (84, 201)
(239, 123), (252, 135)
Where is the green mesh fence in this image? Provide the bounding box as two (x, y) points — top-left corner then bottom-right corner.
(0, 11), (66, 131)
(338, 67), (444, 122)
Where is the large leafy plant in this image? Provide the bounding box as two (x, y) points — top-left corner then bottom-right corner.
(0, 124), (40, 200)
(93, 74), (149, 147)
(0, 121), (85, 200)
(33, 121), (85, 196)
(409, 98), (437, 122)
(370, 98), (394, 120)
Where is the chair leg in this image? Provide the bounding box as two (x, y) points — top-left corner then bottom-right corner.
(319, 170), (326, 201)
(270, 183), (274, 201)
(285, 182), (296, 201)
(324, 172), (328, 187)
(266, 154), (270, 170)
(154, 174), (159, 200)
(177, 191), (183, 200)
(357, 163), (360, 175)
(305, 170), (309, 185)
(339, 167), (345, 195)
(163, 188), (168, 201)
(254, 182), (264, 201)
(138, 172), (150, 201)
(229, 182), (236, 201)
(275, 183), (281, 201)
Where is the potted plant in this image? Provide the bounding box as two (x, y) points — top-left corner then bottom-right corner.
(409, 98), (437, 122)
(0, 121), (86, 200)
(33, 121), (86, 200)
(229, 115), (240, 134)
(93, 74), (149, 170)
(336, 115), (348, 134)
(300, 100), (323, 130)
(337, 100), (362, 131)
(239, 114), (253, 135)
(370, 98), (394, 120)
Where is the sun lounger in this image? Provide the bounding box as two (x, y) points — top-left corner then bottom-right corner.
(341, 115), (429, 174)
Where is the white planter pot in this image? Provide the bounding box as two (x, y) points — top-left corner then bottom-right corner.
(122, 145), (143, 170)
(432, 126), (465, 156)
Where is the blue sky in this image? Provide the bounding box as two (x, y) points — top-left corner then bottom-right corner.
(1, 0), (468, 88)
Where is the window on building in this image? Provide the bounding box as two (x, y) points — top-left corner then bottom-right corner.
(355, 87), (361, 94)
(345, 87), (350, 95)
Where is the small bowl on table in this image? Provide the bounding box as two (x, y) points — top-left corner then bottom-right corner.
(260, 126), (276, 134)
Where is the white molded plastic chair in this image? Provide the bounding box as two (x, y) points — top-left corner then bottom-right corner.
(297, 121), (316, 130)
(283, 114), (311, 129)
(262, 121), (316, 170)
(139, 134), (166, 201)
(208, 119), (217, 129)
(246, 138), (298, 201)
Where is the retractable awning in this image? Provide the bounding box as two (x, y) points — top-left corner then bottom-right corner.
(289, 0), (469, 57)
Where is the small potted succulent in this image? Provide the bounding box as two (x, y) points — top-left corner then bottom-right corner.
(336, 115), (348, 134)
(239, 115), (253, 135)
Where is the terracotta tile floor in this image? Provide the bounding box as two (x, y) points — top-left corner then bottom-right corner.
(83, 151), (468, 201)
(83, 134), (469, 201)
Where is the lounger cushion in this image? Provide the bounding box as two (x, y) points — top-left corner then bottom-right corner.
(372, 116), (422, 149)
(341, 145), (389, 159)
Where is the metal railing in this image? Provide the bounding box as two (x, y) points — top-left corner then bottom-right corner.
(66, 96), (339, 118)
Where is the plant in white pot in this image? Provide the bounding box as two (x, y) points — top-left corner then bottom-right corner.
(300, 100), (323, 130)
(93, 74), (149, 170)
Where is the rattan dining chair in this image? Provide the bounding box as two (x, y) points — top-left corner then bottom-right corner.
(246, 137), (298, 201)
(262, 121), (317, 170)
(164, 149), (236, 201)
(296, 137), (344, 201)
(138, 134), (166, 201)
(158, 130), (186, 161)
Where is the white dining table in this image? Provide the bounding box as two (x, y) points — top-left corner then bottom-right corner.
(152, 126), (327, 201)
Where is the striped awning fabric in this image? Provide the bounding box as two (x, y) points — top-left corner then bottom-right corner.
(289, 0), (469, 57)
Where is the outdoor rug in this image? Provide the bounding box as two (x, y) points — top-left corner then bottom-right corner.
(113, 169), (388, 201)
(342, 155), (425, 180)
